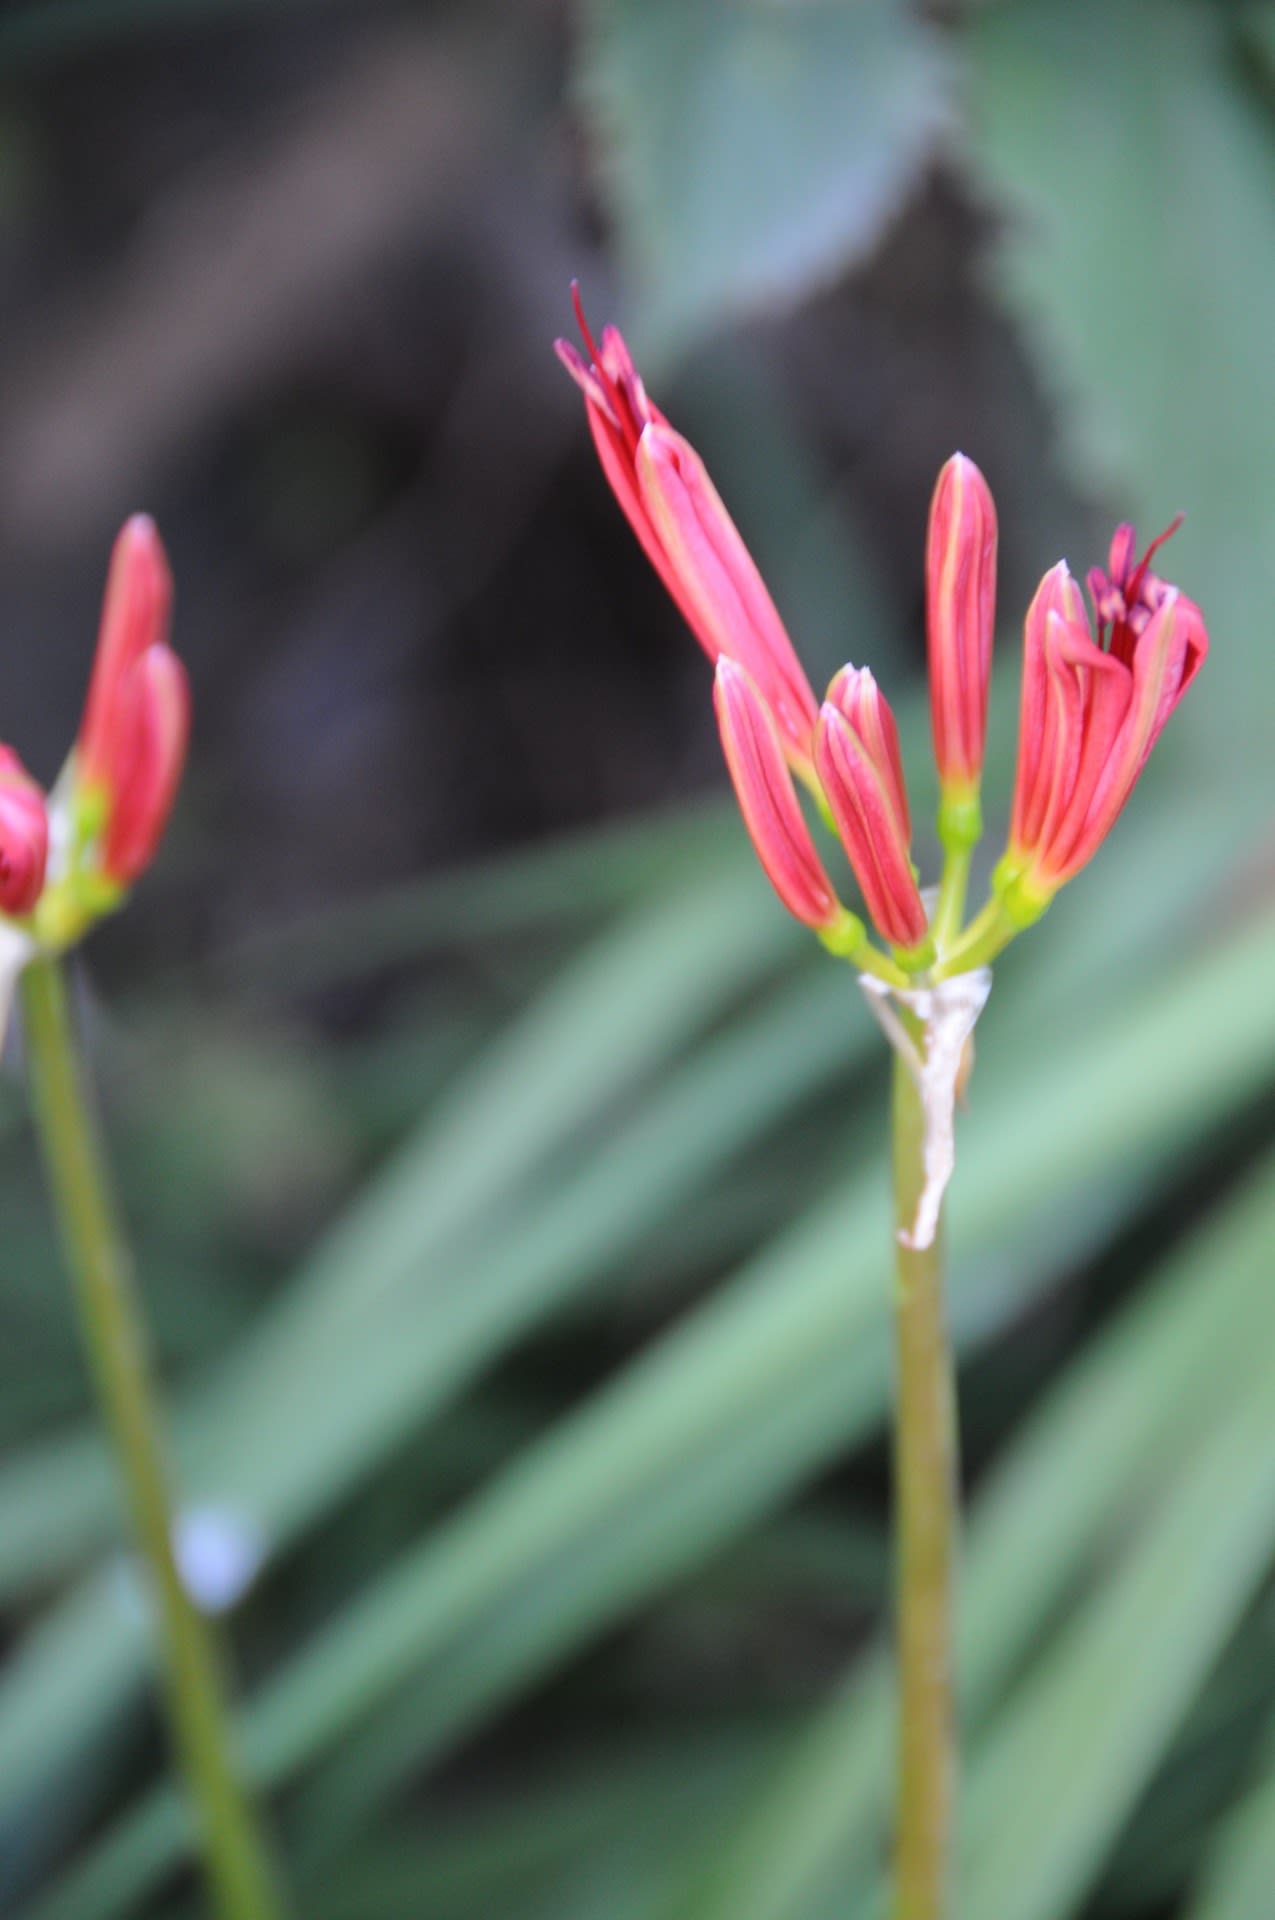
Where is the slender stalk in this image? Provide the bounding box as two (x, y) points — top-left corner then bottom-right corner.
(890, 1042), (957, 1920)
(932, 895), (1017, 980)
(931, 844), (971, 956)
(20, 956), (287, 1920)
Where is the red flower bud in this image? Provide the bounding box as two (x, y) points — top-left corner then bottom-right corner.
(76, 516), (189, 887)
(926, 453), (997, 800)
(78, 515), (173, 793)
(100, 644), (191, 886)
(557, 288), (818, 776)
(713, 659), (841, 930)
(814, 695), (929, 952)
(824, 664), (911, 846)
(0, 748), (48, 915)
(1004, 522), (1207, 908)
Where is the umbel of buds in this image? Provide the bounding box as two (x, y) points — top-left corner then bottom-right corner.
(0, 515), (190, 955)
(558, 289), (1208, 987)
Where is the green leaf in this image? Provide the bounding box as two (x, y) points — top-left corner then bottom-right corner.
(207, 801), (738, 996)
(578, 0), (953, 356)
(958, 1335), (1275, 1920)
(307, 1730), (779, 1920)
(965, 0), (1275, 755)
(0, 940), (865, 1840)
(33, 900), (1275, 1920)
(661, 1143), (1275, 1920)
(0, 863), (800, 1598)
(1182, 1703), (1275, 1920)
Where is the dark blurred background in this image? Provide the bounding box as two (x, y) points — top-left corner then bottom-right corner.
(2, 4), (1275, 1919)
(0, 0), (1101, 956)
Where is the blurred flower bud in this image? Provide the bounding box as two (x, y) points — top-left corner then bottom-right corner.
(0, 748), (48, 916)
(75, 515), (189, 887)
(100, 644), (191, 886)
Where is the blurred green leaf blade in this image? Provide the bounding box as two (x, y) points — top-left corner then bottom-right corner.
(579, 0), (953, 354)
(966, 0), (1275, 750)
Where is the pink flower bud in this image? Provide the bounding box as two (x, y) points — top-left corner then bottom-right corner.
(926, 452), (997, 798)
(713, 659), (841, 930)
(101, 644), (191, 886)
(0, 748), (48, 915)
(824, 665), (911, 845)
(78, 515), (173, 793)
(76, 516), (190, 887)
(557, 288), (818, 776)
(1004, 521), (1207, 907)
(814, 699), (929, 951)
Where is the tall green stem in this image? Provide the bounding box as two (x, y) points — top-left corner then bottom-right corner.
(20, 957), (287, 1920)
(890, 1044), (957, 1920)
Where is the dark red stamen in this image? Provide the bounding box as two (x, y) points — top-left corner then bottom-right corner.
(570, 279), (601, 368)
(566, 281), (645, 453)
(1124, 512), (1184, 605)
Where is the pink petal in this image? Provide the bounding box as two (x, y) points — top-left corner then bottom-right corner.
(814, 703), (928, 949)
(1009, 562), (1086, 855)
(925, 452), (997, 790)
(636, 424), (818, 768)
(0, 749), (47, 915)
(102, 646), (191, 885)
(825, 663), (912, 842)
(714, 660), (838, 929)
(78, 516), (173, 792)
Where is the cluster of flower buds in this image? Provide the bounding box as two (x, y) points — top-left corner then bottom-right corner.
(0, 515), (189, 954)
(558, 289), (1207, 985)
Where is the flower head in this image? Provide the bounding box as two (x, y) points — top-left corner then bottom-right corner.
(558, 289), (1208, 986)
(557, 287), (818, 776)
(999, 520), (1207, 918)
(0, 514), (191, 955)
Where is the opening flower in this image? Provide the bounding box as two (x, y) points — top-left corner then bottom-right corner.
(556, 286), (818, 779)
(558, 291), (935, 974)
(996, 520), (1208, 922)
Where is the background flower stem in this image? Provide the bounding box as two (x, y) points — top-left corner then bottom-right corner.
(890, 1040), (957, 1920)
(19, 955), (288, 1920)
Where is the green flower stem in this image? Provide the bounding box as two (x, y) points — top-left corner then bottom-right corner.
(20, 957), (287, 1920)
(855, 944), (913, 991)
(890, 1041), (957, 1920)
(819, 914), (911, 989)
(931, 896), (1018, 980)
(931, 843), (972, 956)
